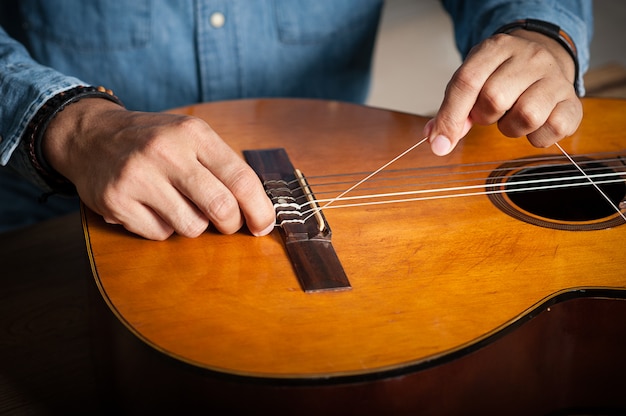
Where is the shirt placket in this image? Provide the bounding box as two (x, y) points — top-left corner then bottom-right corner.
(195, 0), (241, 101)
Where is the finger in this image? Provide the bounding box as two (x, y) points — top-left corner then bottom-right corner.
(200, 158), (275, 236)
(468, 41), (562, 127)
(524, 98), (582, 148)
(428, 36), (511, 155)
(95, 157), (210, 238)
(423, 117), (473, 155)
(172, 160), (245, 235)
(219, 165), (275, 236)
(102, 201), (175, 241)
(144, 179), (211, 238)
(497, 78), (581, 144)
(469, 60), (535, 126)
(190, 124), (275, 236)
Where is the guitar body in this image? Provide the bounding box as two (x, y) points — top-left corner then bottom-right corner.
(83, 98), (626, 415)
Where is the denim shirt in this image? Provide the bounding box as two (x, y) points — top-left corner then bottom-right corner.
(0, 0), (592, 190)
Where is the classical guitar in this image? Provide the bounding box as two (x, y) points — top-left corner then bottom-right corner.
(83, 98), (626, 415)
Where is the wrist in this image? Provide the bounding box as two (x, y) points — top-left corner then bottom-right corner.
(43, 98), (124, 182)
(25, 86), (124, 194)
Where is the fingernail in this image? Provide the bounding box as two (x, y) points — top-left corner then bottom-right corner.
(431, 135), (451, 156)
(253, 222), (275, 237)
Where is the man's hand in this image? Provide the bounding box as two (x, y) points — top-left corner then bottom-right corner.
(42, 99), (276, 240)
(424, 29), (583, 156)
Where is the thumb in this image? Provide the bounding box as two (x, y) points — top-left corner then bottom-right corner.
(423, 116), (473, 156)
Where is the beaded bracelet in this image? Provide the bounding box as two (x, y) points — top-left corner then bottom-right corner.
(24, 85), (124, 195)
(495, 18), (580, 95)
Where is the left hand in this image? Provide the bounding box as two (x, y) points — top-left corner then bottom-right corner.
(424, 29), (583, 156)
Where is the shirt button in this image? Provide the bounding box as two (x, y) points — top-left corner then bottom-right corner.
(210, 12), (225, 28)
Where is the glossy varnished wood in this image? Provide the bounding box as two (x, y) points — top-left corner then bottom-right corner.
(1, 215), (624, 414)
(83, 98), (626, 413)
(85, 98), (626, 379)
(90, 294), (626, 415)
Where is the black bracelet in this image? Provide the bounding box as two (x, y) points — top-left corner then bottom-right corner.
(24, 85), (124, 195)
(495, 18), (580, 95)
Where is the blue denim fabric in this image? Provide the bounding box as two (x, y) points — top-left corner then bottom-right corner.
(0, 0), (592, 232)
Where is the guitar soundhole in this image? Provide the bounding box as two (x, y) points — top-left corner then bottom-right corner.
(487, 155), (626, 231)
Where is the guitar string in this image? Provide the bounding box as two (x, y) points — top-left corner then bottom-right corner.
(280, 178), (624, 221)
(555, 143), (626, 221)
(293, 158), (625, 208)
(286, 166), (626, 223)
(304, 152), (624, 183)
(277, 153), (624, 196)
(274, 175), (626, 227)
(299, 136), (429, 223)
(299, 167), (625, 199)
(272, 144), (626, 225)
(296, 174), (625, 207)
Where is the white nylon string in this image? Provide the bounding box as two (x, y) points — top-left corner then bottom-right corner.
(300, 137), (429, 223)
(279, 140), (626, 226)
(555, 143), (626, 221)
(294, 177), (625, 217)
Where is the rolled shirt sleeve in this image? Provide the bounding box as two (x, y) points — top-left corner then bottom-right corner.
(0, 27), (84, 188)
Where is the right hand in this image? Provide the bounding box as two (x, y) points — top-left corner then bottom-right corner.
(42, 99), (276, 241)
(424, 30), (582, 156)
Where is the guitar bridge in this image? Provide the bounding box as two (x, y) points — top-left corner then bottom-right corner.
(244, 148), (351, 293)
